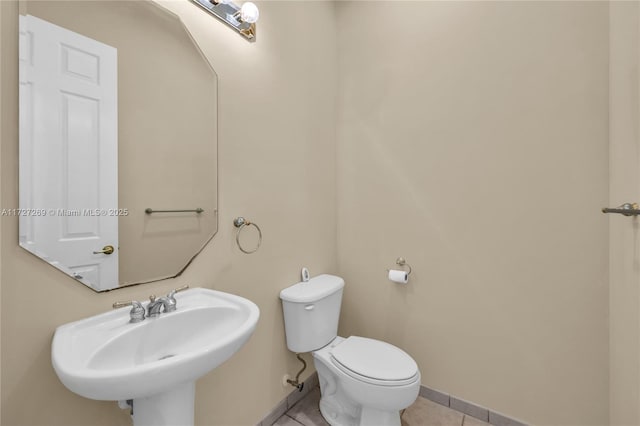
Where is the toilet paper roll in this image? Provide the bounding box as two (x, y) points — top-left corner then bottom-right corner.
(388, 269), (408, 284)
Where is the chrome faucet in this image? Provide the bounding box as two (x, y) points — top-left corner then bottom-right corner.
(147, 285), (189, 318)
(112, 300), (146, 323)
(147, 295), (171, 317)
(113, 285), (189, 322)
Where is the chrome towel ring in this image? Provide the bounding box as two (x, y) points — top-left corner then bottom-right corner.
(233, 217), (262, 254)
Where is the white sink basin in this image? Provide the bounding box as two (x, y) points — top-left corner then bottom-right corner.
(51, 288), (259, 425)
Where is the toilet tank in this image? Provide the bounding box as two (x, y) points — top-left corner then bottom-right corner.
(279, 274), (345, 353)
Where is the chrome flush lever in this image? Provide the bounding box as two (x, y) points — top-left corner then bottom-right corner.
(602, 202), (640, 216)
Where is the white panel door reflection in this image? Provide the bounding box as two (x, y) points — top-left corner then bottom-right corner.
(19, 15), (118, 291)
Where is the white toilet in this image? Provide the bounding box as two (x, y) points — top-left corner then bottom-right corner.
(280, 274), (421, 426)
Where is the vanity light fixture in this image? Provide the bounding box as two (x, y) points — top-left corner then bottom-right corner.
(190, 0), (259, 41)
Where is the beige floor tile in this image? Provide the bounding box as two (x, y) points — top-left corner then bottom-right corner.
(402, 397), (464, 426)
(462, 415), (492, 426)
(286, 387), (330, 426)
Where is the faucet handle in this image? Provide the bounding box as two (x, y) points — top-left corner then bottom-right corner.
(165, 285), (189, 313)
(149, 295), (156, 303)
(113, 300), (139, 309)
(167, 285), (189, 299)
(112, 300), (146, 323)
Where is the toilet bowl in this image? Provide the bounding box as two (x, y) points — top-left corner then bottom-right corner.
(313, 336), (420, 426)
(280, 274), (421, 426)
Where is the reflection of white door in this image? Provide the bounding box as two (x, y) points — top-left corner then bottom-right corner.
(19, 15), (118, 290)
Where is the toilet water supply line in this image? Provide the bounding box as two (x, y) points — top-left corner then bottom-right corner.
(286, 267), (310, 391)
(287, 353), (307, 392)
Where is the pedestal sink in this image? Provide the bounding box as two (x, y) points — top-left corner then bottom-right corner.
(51, 288), (259, 426)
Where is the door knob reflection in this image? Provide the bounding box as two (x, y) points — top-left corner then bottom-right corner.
(93, 245), (115, 255)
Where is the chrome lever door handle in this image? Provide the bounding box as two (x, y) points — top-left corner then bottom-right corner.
(602, 203), (640, 216)
(93, 245), (115, 255)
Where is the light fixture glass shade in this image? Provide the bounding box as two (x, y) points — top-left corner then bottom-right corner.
(240, 2), (259, 23)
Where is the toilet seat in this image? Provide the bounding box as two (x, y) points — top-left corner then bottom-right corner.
(329, 336), (419, 387)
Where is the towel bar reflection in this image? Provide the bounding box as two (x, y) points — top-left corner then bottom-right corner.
(145, 208), (204, 214)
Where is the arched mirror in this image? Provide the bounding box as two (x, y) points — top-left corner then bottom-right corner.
(18, 1), (218, 292)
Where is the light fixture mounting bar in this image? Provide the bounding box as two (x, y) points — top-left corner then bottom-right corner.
(189, 0), (256, 41)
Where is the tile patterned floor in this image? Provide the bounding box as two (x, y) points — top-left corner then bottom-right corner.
(272, 386), (492, 426)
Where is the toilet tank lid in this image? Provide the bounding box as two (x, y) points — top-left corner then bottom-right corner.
(279, 274), (345, 303)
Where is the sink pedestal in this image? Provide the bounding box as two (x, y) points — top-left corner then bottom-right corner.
(132, 381), (195, 426)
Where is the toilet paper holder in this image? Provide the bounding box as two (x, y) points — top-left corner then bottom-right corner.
(388, 257), (412, 275)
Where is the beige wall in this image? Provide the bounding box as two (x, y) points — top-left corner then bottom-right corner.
(335, 2), (609, 425)
(1, 1), (622, 426)
(21, 1), (218, 287)
(609, 2), (640, 425)
(1, 0), (337, 424)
